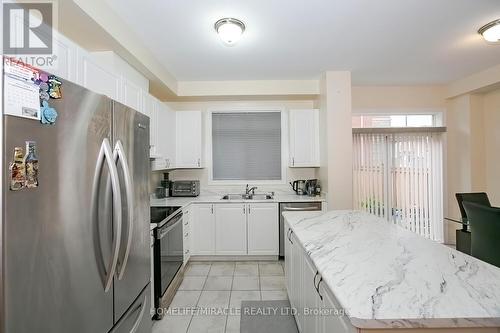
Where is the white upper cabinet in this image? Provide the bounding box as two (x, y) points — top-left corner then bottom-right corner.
(151, 102), (176, 169)
(39, 32), (77, 82)
(76, 48), (121, 101)
(90, 51), (148, 113)
(176, 111), (203, 168)
(247, 203), (279, 255)
(215, 204), (247, 255)
(145, 95), (159, 158)
(122, 79), (144, 112)
(289, 109), (320, 167)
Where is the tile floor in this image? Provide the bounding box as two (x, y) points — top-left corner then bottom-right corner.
(152, 261), (288, 333)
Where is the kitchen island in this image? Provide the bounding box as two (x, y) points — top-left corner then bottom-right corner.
(282, 210), (500, 332)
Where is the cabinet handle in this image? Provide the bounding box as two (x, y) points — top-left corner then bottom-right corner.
(317, 277), (323, 300)
(197, 158), (200, 167)
(211, 205), (214, 214)
(313, 270), (319, 291)
(243, 205), (246, 214)
(292, 157), (295, 166)
(248, 205), (251, 214)
(289, 230), (294, 244)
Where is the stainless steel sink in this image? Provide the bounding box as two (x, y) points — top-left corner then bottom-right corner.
(220, 193), (274, 200)
(250, 193), (274, 200)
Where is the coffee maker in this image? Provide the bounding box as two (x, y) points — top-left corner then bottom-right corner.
(290, 180), (307, 195)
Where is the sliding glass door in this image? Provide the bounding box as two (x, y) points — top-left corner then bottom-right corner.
(353, 132), (444, 242)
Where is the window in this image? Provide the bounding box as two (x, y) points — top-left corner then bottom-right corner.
(352, 114), (436, 128)
(352, 132), (444, 242)
(211, 112), (282, 181)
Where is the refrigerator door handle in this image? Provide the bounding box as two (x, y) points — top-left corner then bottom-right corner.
(114, 140), (134, 280)
(91, 138), (123, 292)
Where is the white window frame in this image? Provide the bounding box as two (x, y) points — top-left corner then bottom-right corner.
(206, 107), (288, 185)
(352, 108), (445, 128)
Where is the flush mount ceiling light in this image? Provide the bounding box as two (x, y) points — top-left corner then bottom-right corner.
(214, 18), (245, 46)
(478, 19), (500, 43)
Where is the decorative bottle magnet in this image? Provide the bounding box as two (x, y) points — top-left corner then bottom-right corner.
(9, 147), (25, 191)
(48, 75), (62, 99)
(24, 141), (39, 188)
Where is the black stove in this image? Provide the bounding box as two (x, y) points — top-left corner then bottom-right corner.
(150, 206), (182, 224)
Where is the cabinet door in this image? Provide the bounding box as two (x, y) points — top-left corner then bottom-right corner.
(320, 283), (357, 333)
(43, 33), (77, 82)
(176, 111), (202, 168)
(303, 254), (321, 333)
(289, 109), (320, 167)
(284, 222), (293, 295)
(215, 204), (247, 255)
(122, 79), (144, 112)
(155, 103), (176, 169)
(290, 231), (303, 332)
(191, 204), (215, 255)
(247, 203), (278, 255)
(146, 96), (159, 158)
(76, 49), (121, 101)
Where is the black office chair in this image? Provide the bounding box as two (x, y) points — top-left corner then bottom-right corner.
(463, 201), (500, 268)
(455, 192), (491, 220)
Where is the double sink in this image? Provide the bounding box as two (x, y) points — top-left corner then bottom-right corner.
(221, 193), (274, 200)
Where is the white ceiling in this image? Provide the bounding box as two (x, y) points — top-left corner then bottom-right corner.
(104, 0), (500, 85)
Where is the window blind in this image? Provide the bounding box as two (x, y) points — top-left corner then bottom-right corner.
(353, 132), (444, 242)
(212, 112), (282, 181)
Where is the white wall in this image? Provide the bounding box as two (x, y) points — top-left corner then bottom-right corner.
(483, 88), (500, 206)
(445, 87), (500, 243)
(318, 72), (353, 210)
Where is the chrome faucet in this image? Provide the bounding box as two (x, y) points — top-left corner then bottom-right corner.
(245, 184), (258, 196)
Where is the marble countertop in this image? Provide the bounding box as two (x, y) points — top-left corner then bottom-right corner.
(283, 210), (500, 329)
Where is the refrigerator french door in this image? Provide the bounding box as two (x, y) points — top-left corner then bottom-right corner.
(2, 77), (151, 333)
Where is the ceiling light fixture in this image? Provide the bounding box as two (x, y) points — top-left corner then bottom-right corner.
(214, 18), (245, 46)
(478, 19), (500, 43)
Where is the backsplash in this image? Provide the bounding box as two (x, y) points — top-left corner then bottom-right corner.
(150, 166), (318, 195)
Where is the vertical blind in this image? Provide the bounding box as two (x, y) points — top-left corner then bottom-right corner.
(353, 132), (444, 241)
(212, 112), (282, 180)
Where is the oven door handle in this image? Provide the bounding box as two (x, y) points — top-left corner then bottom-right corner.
(157, 215), (182, 240)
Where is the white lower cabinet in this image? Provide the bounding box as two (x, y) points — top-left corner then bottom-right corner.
(320, 283), (357, 333)
(247, 203), (279, 255)
(191, 204), (216, 255)
(190, 202), (278, 256)
(290, 230), (303, 332)
(215, 204), (247, 255)
(284, 221), (357, 333)
(303, 254), (321, 333)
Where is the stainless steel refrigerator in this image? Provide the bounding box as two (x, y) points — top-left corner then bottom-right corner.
(1, 76), (151, 333)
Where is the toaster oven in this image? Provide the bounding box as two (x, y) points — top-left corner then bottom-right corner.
(171, 180), (200, 197)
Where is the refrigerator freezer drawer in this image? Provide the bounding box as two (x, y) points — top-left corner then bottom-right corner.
(110, 284), (152, 333)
